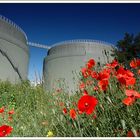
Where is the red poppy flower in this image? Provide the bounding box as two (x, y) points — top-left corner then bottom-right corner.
(125, 89), (140, 98)
(93, 86), (99, 91)
(98, 79), (109, 91)
(8, 109), (14, 115)
(130, 58), (140, 68)
(83, 89), (88, 95)
(86, 59), (95, 69)
(106, 59), (119, 68)
(130, 59), (138, 68)
(126, 70), (134, 77)
(122, 97), (135, 106)
(81, 67), (91, 78)
(125, 89), (136, 96)
(0, 107), (4, 114)
(127, 130), (140, 137)
(78, 111), (83, 114)
(79, 82), (85, 90)
(127, 130), (134, 137)
(78, 95), (98, 115)
(97, 69), (110, 81)
(117, 67), (127, 75)
(91, 71), (98, 79)
(70, 109), (76, 119)
(63, 108), (67, 114)
(116, 66), (136, 87)
(117, 75), (126, 85)
(116, 67), (134, 78)
(126, 77), (136, 86)
(137, 59), (140, 67)
(138, 69), (140, 75)
(117, 74), (136, 87)
(0, 125), (13, 137)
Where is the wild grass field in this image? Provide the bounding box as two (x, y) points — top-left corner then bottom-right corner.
(0, 58), (140, 137)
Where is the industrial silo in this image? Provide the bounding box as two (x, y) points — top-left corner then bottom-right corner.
(43, 39), (115, 94)
(0, 15), (29, 83)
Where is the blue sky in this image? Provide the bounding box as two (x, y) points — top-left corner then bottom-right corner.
(0, 3), (140, 81)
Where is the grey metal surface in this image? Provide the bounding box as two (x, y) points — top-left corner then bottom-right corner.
(43, 40), (115, 94)
(0, 16), (29, 83)
(0, 15), (27, 41)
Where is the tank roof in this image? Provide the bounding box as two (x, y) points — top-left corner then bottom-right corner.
(0, 15), (28, 41)
(50, 39), (116, 49)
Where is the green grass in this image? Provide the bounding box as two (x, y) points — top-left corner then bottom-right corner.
(0, 60), (140, 137)
(0, 80), (81, 137)
(0, 81), (51, 137)
(0, 78), (139, 137)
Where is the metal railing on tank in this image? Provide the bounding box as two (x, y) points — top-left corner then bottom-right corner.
(27, 42), (51, 50)
(50, 39), (116, 48)
(0, 15), (117, 50)
(0, 15), (28, 40)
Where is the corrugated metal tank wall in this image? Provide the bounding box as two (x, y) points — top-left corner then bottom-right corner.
(43, 40), (115, 94)
(0, 16), (29, 83)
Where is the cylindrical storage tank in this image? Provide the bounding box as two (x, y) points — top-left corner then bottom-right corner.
(0, 15), (29, 83)
(43, 40), (115, 94)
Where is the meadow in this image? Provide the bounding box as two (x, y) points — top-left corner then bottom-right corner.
(0, 58), (140, 137)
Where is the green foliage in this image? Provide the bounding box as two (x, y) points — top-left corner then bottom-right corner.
(0, 70), (139, 137)
(0, 81), (51, 136)
(47, 72), (140, 137)
(113, 32), (140, 67)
